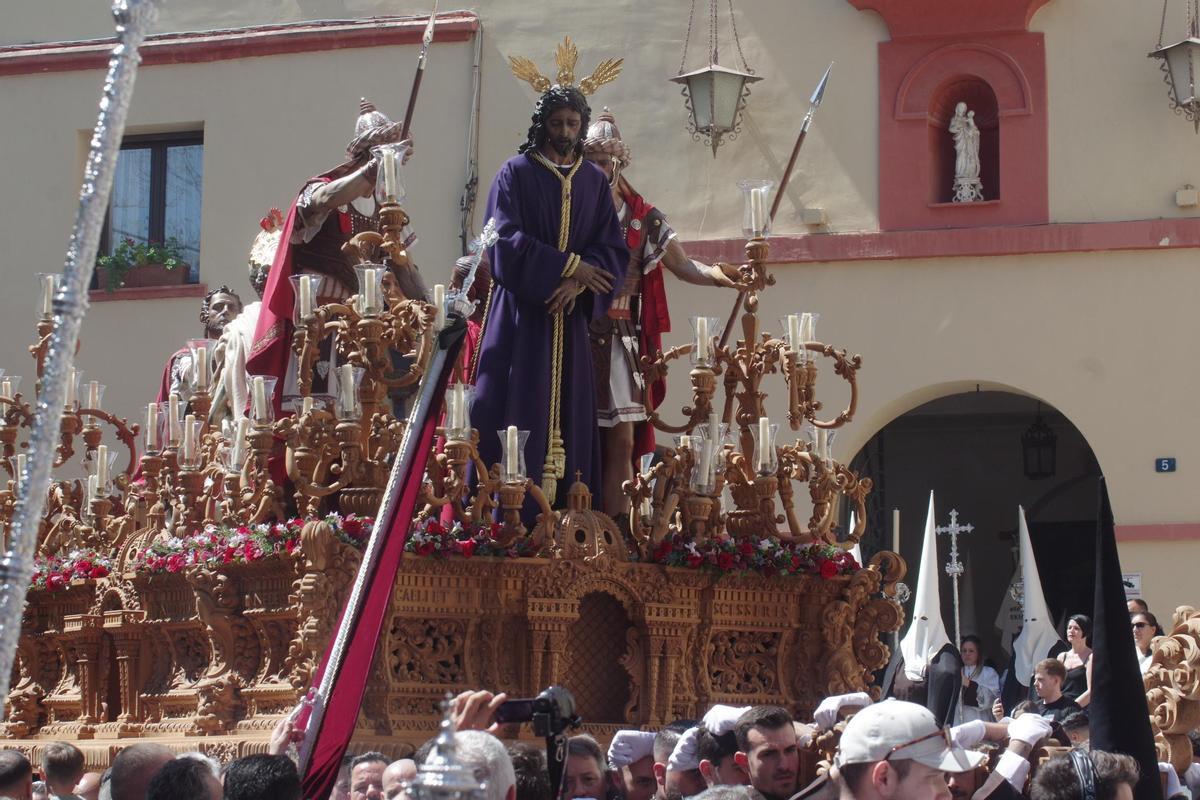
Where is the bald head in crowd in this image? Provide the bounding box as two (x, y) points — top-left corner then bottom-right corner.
(0, 750), (32, 800)
(108, 743), (173, 800)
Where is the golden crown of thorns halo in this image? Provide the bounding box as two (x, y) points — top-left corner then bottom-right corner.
(508, 36), (623, 96)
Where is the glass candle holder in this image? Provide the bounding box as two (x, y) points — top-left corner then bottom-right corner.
(738, 179), (774, 239)
(223, 416), (251, 472)
(248, 375), (278, 424)
(63, 368), (82, 410)
(796, 312), (820, 363)
(179, 415), (204, 469)
(690, 316), (720, 367)
(82, 380), (105, 411)
(750, 417), (779, 476)
(91, 445), (119, 495)
(355, 265), (386, 317)
(334, 364), (364, 421)
(38, 273), (61, 321)
(444, 382), (473, 441)
(290, 274), (324, 323)
(188, 339), (215, 392)
(11, 454), (27, 493)
(498, 426), (529, 483)
(0, 376), (22, 402)
(144, 401), (162, 454)
(160, 399), (180, 448)
(690, 430), (719, 495)
(372, 142), (410, 205)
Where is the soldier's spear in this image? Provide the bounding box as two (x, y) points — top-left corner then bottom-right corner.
(399, 1), (439, 143)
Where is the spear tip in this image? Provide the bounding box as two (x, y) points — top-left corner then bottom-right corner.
(810, 62), (833, 107)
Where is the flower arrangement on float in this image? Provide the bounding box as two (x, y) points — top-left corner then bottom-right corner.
(404, 517), (538, 559)
(130, 513), (373, 574)
(650, 534), (858, 578)
(31, 550), (112, 592)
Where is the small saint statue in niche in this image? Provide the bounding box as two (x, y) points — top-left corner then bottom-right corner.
(949, 102), (984, 203)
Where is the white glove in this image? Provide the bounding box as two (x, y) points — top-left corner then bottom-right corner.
(1161, 763), (1187, 799)
(608, 730), (657, 768)
(814, 692), (873, 731)
(995, 751), (1032, 790)
(950, 720), (987, 749)
(1184, 762), (1200, 792)
(668, 726), (701, 771)
(702, 704), (751, 736)
(1006, 713), (1053, 748)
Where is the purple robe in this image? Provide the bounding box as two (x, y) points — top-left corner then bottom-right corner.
(471, 153), (628, 514)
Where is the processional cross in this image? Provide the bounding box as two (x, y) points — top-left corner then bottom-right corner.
(936, 509), (974, 650)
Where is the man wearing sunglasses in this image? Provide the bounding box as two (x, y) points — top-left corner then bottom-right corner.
(832, 700), (986, 800)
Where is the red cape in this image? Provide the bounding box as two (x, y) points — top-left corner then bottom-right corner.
(623, 189), (671, 464)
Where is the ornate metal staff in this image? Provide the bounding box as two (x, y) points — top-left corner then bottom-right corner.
(399, 1), (439, 143)
(936, 508), (974, 724)
(0, 0), (161, 703)
(718, 63), (832, 350)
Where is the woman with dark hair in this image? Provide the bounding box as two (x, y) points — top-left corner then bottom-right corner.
(1133, 610), (1159, 674)
(1056, 613), (1092, 707)
(959, 635), (1000, 722)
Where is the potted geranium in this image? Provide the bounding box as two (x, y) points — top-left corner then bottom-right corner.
(97, 236), (189, 291)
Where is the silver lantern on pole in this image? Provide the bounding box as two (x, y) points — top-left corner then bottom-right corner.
(1150, 0), (1200, 131)
(671, 0), (761, 155)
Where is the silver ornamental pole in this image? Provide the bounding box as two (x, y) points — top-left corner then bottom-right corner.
(0, 0), (161, 703)
(936, 509), (974, 725)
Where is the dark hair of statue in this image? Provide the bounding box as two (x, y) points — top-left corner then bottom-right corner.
(519, 86), (592, 156)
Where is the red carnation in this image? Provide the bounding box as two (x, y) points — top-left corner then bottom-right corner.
(458, 540), (476, 559)
(717, 552), (735, 571)
(652, 540), (673, 562)
(686, 554), (704, 569)
(46, 573), (67, 591)
(89, 565), (109, 579)
(819, 559), (839, 579)
(416, 541), (436, 557)
(427, 521), (445, 536)
(738, 540), (754, 556)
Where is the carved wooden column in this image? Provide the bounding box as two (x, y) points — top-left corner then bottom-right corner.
(104, 609), (146, 729)
(526, 594), (577, 696)
(63, 614), (103, 730)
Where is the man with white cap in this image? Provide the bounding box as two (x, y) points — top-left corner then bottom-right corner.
(664, 727), (707, 800)
(608, 730), (659, 800)
(832, 700), (985, 800)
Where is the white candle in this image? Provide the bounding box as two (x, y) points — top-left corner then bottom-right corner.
(251, 377), (268, 422)
(15, 453), (26, 492)
(86, 381), (100, 411)
(145, 402), (158, 451)
(750, 188), (765, 236)
(433, 283), (446, 331)
(88, 474), (99, 500)
(817, 428), (828, 461)
(299, 275), (313, 319)
(231, 417), (249, 467)
(788, 314), (800, 350)
(505, 425), (519, 478)
(893, 508), (901, 554)
(451, 383), (466, 431)
(182, 414), (196, 462)
(96, 444), (109, 489)
(301, 395), (314, 416)
(195, 346), (209, 390)
(1, 379), (13, 401)
(696, 317), (709, 362)
(41, 275), (55, 318)
(362, 268), (378, 314)
(339, 364), (356, 417)
(169, 393), (181, 445)
(65, 369), (77, 408)
(757, 416), (771, 471)
(699, 434), (715, 491)
(382, 149), (399, 201)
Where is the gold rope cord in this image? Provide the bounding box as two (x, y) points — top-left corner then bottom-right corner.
(530, 151), (582, 500)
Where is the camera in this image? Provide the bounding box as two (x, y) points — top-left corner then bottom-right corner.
(495, 685), (580, 737)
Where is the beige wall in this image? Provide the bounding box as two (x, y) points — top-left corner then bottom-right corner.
(3, 0), (1199, 607)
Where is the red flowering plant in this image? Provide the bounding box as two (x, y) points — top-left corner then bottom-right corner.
(131, 514), (373, 574)
(405, 517), (538, 560)
(650, 534), (859, 578)
(31, 549), (112, 592)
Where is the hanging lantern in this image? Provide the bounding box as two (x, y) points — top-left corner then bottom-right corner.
(1021, 403), (1057, 480)
(671, 0), (761, 155)
(1150, 0), (1200, 131)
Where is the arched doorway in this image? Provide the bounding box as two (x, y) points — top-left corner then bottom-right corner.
(849, 389), (1101, 663)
